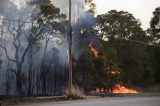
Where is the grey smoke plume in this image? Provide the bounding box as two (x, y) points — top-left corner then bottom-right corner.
(73, 12), (99, 59)
(0, 0), (99, 60)
(0, 0), (100, 95)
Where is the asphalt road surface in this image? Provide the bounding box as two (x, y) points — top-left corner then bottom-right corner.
(18, 96), (160, 106)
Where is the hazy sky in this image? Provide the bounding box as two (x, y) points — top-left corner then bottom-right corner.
(93, 0), (160, 30)
(10, 0), (160, 30)
(9, 0), (20, 9)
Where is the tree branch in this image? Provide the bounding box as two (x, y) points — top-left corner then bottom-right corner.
(1, 46), (19, 63)
(21, 43), (31, 65)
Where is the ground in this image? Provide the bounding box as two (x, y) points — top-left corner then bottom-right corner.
(16, 96), (160, 106)
(0, 93), (160, 106)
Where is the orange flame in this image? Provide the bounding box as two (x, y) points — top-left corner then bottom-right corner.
(95, 84), (138, 94)
(112, 84), (138, 94)
(96, 88), (101, 93)
(88, 42), (138, 94)
(95, 88), (107, 93)
(88, 42), (99, 59)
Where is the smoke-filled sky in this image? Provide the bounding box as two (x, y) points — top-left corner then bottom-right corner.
(93, 0), (160, 30)
(9, 0), (20, 9)
(9, 0), (160, 30)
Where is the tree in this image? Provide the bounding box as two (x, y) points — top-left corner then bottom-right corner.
(143, 68), (155, 86)
(97, 10), (143, 40)
(0, 19), (33, 95)
(74, 49), (95, 92)
(28, 0), (67, 95)
(37, 1), (66, 95)
(147, 45), (160, 83)
(85, 0), (97, 15)
(74, 45), (121, 92)
(150, 7), (160, 39)
(29, 0), (67, 60)
(0, 0), (72, 96)
(153, 47), (160, 83)
(5, 62), (13, 96)
(149, 7), (160, 83)
(97, 10), (153, 85)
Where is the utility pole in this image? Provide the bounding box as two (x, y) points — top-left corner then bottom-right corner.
(68, 0), (73, 96)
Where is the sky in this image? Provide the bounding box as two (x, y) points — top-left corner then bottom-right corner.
(93, 0), (160, 30)
(9, 0), (160, 30)
(9, 0), (20, 9)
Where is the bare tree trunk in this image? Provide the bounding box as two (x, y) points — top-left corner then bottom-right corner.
(5, 68), (11, 96)
(54, 68), (57, 95)
(28, 63), (32, 96)
(16, 70), (25, 95)
(0, 19), (31, 96)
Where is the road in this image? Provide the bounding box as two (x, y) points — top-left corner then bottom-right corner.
(18, 96), (160, 106)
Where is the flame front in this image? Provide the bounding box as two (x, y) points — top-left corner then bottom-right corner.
(112, 84), (138, 94)
(88, 42), (99, 58)
(95, 84), (138, 94)
(88, 42), (138, 94)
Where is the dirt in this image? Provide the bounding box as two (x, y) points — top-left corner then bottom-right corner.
(0, 96), (68, 105)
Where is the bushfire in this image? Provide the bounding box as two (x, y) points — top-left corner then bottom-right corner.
(95, 84), (138, 94)
(88, 42), (99, 59)
(112, 84), (138, 94)
(88, 42), (138, 94)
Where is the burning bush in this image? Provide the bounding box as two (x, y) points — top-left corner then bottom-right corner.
(73, 43), (123, 93)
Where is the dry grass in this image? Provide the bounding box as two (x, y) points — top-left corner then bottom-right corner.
(64, 85), (85, 99)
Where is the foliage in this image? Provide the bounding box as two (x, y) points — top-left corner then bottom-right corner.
(143, 68), (155, 86)
(150, 7), (160, 39)
(73, 9), (160, 92)
(147, 45), (160, 83)
(74, 47), (121, 92)
(97, 10), (143, 40)
(85, 0), (97, 15)
(1, 0), (160, 97)
(95, 10), (157, 86)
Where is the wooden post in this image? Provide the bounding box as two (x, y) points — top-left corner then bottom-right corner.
(68, 0), (73, 96)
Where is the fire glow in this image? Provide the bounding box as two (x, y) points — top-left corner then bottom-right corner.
(88, 42), (99, 59)
(88, 42), (138, 94)
(95, 84), (138, 94)
(112, 84), (138, 94)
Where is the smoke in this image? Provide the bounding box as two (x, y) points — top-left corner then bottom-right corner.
(0, 0), (99, 95)
(50, 0), (86, 25)
(9, 0), (21, 9)
(0, 0), (99, 60)
(48, 0), (99, 59)
(72, 12), (99, 59)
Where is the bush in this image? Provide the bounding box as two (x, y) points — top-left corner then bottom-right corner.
(64, 85), (85, 99)
(143, 68), (155, 86)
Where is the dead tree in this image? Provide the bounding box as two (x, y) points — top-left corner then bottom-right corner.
(5, 62), (13, 96)
(0, 19), (32, 95)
